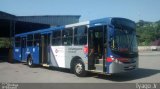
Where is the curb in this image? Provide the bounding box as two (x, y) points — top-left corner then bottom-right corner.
(139, 51), (160, 56)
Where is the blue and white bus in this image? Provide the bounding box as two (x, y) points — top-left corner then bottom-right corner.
(13, 17), (138, 77)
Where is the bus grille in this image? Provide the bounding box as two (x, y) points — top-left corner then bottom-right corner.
(123, 58), (136, 64)
(124, 65), (136, 71)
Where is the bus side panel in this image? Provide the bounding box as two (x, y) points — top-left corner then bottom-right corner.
(13, 47), (21, 62)
(50, 46), (88, 69)
(32, 46), (39, 64)
(27, 46), (40, 64)
(65, 46), (88, 70)
(50, 46), (65, 67)
(22, 48), (27, 62)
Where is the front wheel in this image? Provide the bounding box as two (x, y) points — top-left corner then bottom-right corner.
(73, 60), (86, 77)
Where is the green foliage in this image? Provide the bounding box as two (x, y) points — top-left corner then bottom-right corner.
(136, 20), (160, 46)
(0, 38), (13, 48)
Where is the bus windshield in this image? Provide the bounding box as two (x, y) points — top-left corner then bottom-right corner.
(110, 27), (138, 58)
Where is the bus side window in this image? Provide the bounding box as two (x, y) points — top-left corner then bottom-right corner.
(52, 30), (62, 46)
(62, 28), (73, 46)
(27, 34), (33, 47)
(21, 37), (26, 48)
(74, 26), (87, 45)
(34, 33), (41, 46)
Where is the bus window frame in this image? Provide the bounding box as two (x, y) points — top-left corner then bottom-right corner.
(34, 33), (41, 46)
(62, 28), (73, 46)
(15, 37), (21, 47)
(27, 34), (34, 47)
(74, 25), (88, 46)
(52, 30), (62, 46)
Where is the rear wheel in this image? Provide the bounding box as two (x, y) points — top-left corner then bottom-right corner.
(73, 60), (86, 77)
(27, 56), (34, 67)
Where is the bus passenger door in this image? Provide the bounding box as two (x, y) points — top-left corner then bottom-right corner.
(41, 33), (51, 64)
(21, 37), (27, 62)
(88, 25), (107, 72)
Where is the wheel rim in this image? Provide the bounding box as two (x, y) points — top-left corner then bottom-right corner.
(28, 58), (32, 66)
(75, 63), (83, 74)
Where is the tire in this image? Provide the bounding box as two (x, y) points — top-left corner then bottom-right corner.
(73, 60), (86, 77)
(27, 56), (34, 67)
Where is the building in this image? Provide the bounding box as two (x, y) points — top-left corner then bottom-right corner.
(0, 11), (80, 37)
(17, 15), (80, 26)
(0, 11), (80, 60)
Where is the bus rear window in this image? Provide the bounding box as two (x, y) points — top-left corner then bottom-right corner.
(15, 37), (21, 42)
(15, 37), (21, 47)
(15, 42), (20, 47)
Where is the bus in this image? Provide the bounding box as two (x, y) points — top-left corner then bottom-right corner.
(13, 17), (138, 77)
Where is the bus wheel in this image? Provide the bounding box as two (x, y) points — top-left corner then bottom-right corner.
(73, 60), (86, 77)
(27, 56), (33, 67)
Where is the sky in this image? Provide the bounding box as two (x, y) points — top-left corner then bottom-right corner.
(0, 0), (160, 22)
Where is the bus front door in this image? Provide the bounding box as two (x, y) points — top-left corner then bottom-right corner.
(41, 34), (51, 64)
(88, 25), (106, 72)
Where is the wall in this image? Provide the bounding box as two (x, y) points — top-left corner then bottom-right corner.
(138, 46), (160, 51)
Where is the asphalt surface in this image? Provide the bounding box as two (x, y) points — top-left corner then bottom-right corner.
(0, 52), (160, 83)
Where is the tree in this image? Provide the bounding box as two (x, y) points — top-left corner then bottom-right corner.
(0, 38), (12, 48)
(136, 20), (160, 46)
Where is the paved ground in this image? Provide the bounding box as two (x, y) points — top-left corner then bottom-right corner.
(0, 52), (160, 83)
(139, 51), (160, 56)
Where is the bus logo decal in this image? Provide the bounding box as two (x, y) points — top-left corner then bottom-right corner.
(55, 49), (58, 53)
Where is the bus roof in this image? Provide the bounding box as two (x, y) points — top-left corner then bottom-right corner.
(15, 17), (131, 37)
